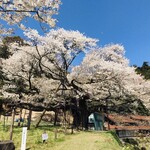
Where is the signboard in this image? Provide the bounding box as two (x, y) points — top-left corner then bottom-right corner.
(42, 133), (48, 141)
(21, 127), (27, 150)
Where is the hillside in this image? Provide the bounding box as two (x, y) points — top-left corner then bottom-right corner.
(51, 131), (122, 150)
(0, 124), (122, 150)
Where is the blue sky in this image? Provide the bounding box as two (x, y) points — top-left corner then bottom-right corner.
(55, 0), (150, 66)
(2, 0), (150, 66)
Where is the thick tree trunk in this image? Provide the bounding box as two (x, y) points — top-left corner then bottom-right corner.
(10, 109), (15, 140)
(27, 110), (32, 130)
(79, 99), (88, 130)
(81, 111), (88, 130)
(70, 98), (81, 129)
(72, 110), (81, 129)
(35, 109), (46, 128)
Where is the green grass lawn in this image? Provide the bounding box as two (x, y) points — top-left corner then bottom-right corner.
(51, 131), (122, 150)
(0, 123), (124, 150)
(3, 122), (150, 150)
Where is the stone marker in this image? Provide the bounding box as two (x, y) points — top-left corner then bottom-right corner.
(0, 140), (15, 150)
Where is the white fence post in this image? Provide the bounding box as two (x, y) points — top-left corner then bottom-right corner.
(21, 127), (27, 150)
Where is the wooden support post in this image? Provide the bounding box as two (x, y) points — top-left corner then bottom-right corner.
(10, 108), (15, 140)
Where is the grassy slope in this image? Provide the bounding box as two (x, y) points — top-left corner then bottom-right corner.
(52, 131), (122, 150)
(0, 124), (122, 150)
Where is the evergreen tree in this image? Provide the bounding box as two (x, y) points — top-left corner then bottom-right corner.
(136, 61), (150, 80)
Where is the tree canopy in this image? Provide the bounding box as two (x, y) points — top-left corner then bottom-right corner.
(0, 0), (61, 38)
(1, 34), (150, 114)
(0, 1), (149, 130)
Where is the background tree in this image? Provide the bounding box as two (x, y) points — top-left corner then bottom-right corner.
(136, 61), (150, 80)
(70, 44), (150, 128)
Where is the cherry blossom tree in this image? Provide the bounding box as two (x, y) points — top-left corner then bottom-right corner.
(70, 44), (150, 115)
(69, 44), (150, 128)
(0, 0), (61, 40)
(25, 28), (98, 127)
(2, 28), (98, 128)
(23, 28), (97, 88)
(0, 0), (61, 27)
(0, 0), (62, 132)
(2, 33), (150, 131)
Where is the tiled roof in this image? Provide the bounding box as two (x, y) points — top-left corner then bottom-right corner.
(107, 125), (150, 131)
(106, 114), (138, 123)
(130, 115), (150, 121)
(104, 114), (150, 131)
(106, 114), (150, 123)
